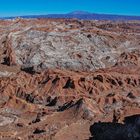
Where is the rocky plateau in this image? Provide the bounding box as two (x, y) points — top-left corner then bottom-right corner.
(0, 18), (139, 139)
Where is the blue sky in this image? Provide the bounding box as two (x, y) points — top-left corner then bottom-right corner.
(0, 0), (140, 17)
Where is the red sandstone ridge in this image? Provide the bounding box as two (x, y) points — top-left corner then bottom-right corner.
(0, 18), (139, 140)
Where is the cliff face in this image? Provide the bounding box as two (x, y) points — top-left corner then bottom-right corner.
(0, 19), (139, 140)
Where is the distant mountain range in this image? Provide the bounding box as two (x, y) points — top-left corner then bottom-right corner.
(1, 11), (140, 20)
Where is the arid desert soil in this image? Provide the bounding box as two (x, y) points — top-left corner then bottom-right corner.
(0, 18), (139, 140)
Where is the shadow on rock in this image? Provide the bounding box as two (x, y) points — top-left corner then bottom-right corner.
(89, 115), (140, 140)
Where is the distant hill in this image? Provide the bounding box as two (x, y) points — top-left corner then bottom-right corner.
(68, 11), (92, 15)
(1, 11), (140, 20)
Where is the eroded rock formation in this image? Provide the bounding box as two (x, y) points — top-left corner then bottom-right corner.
(0, 18), (139, 139)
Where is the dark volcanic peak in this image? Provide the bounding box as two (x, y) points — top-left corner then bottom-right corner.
(1, 11), (140, 20)
(68, 11), (92, 15)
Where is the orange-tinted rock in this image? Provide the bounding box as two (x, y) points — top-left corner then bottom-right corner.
(0, 19), (139, 139)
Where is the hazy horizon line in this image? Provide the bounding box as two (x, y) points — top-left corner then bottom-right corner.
(0, 10), (140, 18)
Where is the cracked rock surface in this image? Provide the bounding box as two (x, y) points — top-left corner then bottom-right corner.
(0, 18), (139, 139)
